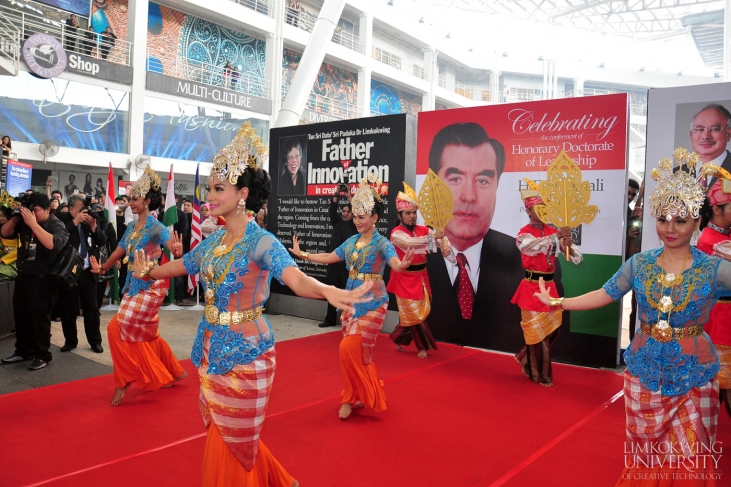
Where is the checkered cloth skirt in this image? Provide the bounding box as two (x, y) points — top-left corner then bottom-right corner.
(199, 335), (276, 472)
(623, 370), (719, 459)
(341, 303), (388, 365)
(116, 279), (167, 342)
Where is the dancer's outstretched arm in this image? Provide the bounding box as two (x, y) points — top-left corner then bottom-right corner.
(132, 249), (188, 279)
(388, 248), (415, 272)
(533, 277), (613, 311)
(281, 267), (373, 315)
(288, 235), (341, 264)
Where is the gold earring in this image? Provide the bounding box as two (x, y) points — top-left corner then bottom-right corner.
(237, 198), (246, 215)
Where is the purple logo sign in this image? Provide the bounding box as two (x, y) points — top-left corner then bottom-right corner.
(22, 34), (67, 79)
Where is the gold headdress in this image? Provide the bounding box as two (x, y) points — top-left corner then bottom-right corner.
(520, 178), (544, 210)
(211, 122), (268, 185)
(129, 166), (162, 199)
(351, 175), (385, 217)
(648, 148), (714, 220)
(396, 181), (418, 211)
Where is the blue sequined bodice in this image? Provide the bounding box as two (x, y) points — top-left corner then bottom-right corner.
(334, 231), (398, 318)
(603, 247), (731, 396)
(120, 215), (171, 297)
(183, 221), (296, 375)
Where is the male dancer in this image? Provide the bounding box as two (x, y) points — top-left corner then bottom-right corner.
(511, 179), (582, 386)
(388, 183), (454, 358)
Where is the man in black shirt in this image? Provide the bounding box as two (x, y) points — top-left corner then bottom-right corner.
(64, 14), (78, 53)
(319, 186), (356, 327)
(115, 196), (128, 299)
(56, 195), (107, 353)
(1, 194), (69, 370)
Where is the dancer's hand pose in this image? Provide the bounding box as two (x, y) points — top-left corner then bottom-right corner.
(289, 235), (415, 273)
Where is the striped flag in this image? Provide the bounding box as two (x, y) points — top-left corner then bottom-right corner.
(162, 165), (178, 293)
(103, 163), (119, 304)
(188, 163), (202, 294)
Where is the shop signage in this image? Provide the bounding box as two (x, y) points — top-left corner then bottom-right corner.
(66, 53), (134, 84)
(146, 71), (272, 115)
(22, 34), (67, 79)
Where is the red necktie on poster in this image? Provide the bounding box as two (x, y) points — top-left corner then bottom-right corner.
(456, 253), (474, 320)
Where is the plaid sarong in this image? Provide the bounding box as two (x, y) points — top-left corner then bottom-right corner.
(116, 279), (166, 342)
(199, 341), (276, 472)
(519, 309), (562, 345)
(623, 371), (719, 459)
(395, 284), (431, 327)
(342, 303), (388, 365)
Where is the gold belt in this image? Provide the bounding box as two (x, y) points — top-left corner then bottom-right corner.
(641, 323), (704, 343)
(204, 305), (264, 325)
(349, 270), (383, 281)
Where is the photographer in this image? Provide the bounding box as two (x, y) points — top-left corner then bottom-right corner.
(56, 195), (107, 353)
(319, 183), (356, 327)
(0, 194), (69, 370)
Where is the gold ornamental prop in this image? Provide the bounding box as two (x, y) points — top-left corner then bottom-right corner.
(417, 169), (454, 230)
(534, 150), (598, 259)
(0, 190), (19, 208)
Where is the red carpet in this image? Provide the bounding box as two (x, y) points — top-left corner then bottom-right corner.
(2, 332), (729, 487)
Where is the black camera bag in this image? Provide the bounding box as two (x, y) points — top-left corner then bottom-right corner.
(49, 244), (84, 288)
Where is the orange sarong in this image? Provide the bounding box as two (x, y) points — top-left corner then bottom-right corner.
(107, 315), (184, 390)
(202, 422), (295, 487)
(339, 334), (386, 412)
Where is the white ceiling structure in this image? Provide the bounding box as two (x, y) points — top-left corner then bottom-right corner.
(408, 0), (727, 70)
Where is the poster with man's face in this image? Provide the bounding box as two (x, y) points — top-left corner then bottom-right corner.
(417, 95), (628, 367)
(642, 83), (731, 251)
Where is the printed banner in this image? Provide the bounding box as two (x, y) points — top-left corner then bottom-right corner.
(6, 160), (32, 196)
(416, 95), (628, 367)
(269, 114), (410, 286)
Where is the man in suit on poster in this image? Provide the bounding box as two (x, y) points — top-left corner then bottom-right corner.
(689, 103), (731, 190)
(425, 122), (564, 352)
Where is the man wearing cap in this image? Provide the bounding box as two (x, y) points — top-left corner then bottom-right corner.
(387, 182), (455, 358)
(510, 179), (582, 386)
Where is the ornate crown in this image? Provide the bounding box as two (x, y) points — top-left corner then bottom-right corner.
(129, 166), (162, 199)
(648, 148), (714, 220)
(351, 174), (385, 217)
(211, 122), (268, 185)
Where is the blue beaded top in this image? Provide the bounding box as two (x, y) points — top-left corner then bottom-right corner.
(335, 231), (398, 318)
(183, 221), (296, 375)
(603, 247), (731, 396)
(119, 215), (171, 297)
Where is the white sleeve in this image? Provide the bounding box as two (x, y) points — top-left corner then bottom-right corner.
(516, 232), (560, 257)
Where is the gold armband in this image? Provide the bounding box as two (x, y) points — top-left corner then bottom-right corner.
(300, 251), (309, 261)
(549, 297), (564, 310)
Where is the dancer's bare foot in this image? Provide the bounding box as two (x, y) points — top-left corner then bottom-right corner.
(111, 383), (131, 406)
(395, 344), (403, 352)
(292, 481), (299, 487)
(417, 350), (427, 359)
(539, 381), (553, 387)
(339, 403), (353, 419)
(163, 370), (188, 388)
(355, 401), (365, 408)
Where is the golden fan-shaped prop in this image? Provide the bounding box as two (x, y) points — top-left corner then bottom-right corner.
(534, 150), (598, 259)
(417, 169), (454, 230)
(0, 190), (19, 208)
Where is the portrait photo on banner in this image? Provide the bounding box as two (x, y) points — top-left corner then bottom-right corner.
(416, 96), (628, 367)
(278, 135), (308, 196)
(642, 82), (731, 251)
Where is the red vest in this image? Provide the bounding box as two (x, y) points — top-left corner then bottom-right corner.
(386, 224), (431, 300)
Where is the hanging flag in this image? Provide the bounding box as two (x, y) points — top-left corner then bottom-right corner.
(104, 163), (119, 304)
(162, 165), (178, 293)
(188, 163), (202, 294)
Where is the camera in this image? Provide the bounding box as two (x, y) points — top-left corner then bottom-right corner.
(81, 196), (102, 220)
(337, 183), (349, 197)
(11, 193), (31, 217)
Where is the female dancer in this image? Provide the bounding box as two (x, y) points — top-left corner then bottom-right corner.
(131, 123), (373, 486)
(534, 151), (731, 485)
(697, 175), (731, 417)
(90, 166), (186, 406)
(289, 179), (414, 419)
